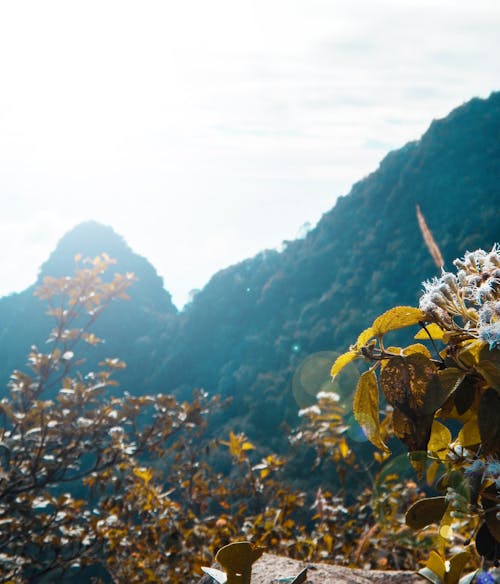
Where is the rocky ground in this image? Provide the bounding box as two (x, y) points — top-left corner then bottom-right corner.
(200, 552), (425, 584)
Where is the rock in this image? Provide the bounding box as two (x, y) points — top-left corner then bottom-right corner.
(200, 552), (425, 584)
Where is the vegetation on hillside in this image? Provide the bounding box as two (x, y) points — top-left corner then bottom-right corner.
(2, 247), (498, 582)
(0, 93), (500, 582)
(0, 257), (423, 582)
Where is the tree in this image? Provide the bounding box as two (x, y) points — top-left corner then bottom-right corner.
(0, 255), (215, 582)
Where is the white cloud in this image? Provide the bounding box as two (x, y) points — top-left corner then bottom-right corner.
(0, 0), (499, 307)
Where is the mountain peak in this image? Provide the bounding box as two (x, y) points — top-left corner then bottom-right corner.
(39, 220), (177, 315)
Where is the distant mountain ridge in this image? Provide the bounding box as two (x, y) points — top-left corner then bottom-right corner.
(1, 92), (499, 449)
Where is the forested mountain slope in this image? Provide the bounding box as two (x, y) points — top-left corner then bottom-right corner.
(152, 92), (500, 445)
(1, 92), (499, 449)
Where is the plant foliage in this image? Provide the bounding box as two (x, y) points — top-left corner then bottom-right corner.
(330, 246), (500, 582)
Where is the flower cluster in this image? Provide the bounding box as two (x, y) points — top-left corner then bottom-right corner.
(419, 245), (500, 348)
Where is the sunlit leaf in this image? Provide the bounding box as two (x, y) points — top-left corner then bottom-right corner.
(355, 327), (375, 349)
(330, 350), (358, 379)
(133, 467), (153, 484)
(371, 306), (426, 336)
(426, 460), (441, 486)
(456, 340), (486, 369)
(352, 370), (389, 452)
(338, 437), (349, 459)
(414, 323), (445, 341)
(439, 505), (455, 541)
(403, 343), (432, 358)
(419, 550), (446, 583)
(456, 418), (481, 448)
(427, 421), (451, 459)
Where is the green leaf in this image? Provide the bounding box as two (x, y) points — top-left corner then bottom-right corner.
(372, 306), (426, 336)
(405, 497), (448, 530)
(352, 370), (389, 452)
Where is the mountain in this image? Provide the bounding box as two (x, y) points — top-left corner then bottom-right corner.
(151, 92), (500, 446)
(0, 222), (177, 393)
(1, 92), (499, 451)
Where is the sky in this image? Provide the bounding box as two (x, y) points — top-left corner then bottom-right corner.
(1, 1), (499, 308)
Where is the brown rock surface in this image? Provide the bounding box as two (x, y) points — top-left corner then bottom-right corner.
(209, 552), (426, 584)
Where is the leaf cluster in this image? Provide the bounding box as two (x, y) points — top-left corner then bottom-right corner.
(329, 255), (500, 582)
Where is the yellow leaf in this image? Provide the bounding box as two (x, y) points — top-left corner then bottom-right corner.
(338, 437), (349, 459)
(372, 306), (426, 336)
(353, 370), (389, 452)
(425, 550), (446, 581)
(427, 421), (451, 459)
(439, 524), (453, 539)
(133, 467), (153, 484)
(456, 340), (486, 369)
(260, 468), (270, 479)
(403, 343), (432, 359)
(414, 323), (445, 341)
(439, 505), (455, 542)
(242, 441), (255, 451)
(323, 534), (333, 554)
(228, 431), (241, 458)
(330, 350), (358, 379)
(456, 418), (481, 448)
(426, 460), (441, 486)
(355, 327), (375, 349)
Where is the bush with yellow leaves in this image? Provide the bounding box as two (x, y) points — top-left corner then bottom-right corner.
(330, 246), (500, 583)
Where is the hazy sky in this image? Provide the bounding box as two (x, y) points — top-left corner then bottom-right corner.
(1, 1), (499, 308)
